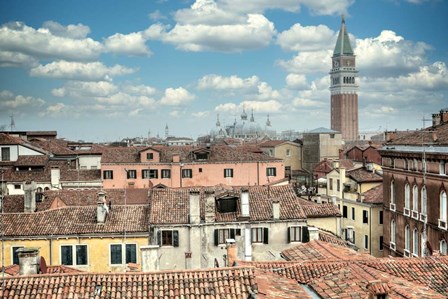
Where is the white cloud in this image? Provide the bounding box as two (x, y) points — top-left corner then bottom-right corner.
(52, 81), (118, 98)
(129, 108), (142, 116)
(197, 74), (259, 90)
(39, 103), (66, 117)
(0, 22), (103, 62)
(277, 23), (334, 51)
(149, 10), (167, 21)
(215, 100), (282, 113)
(254, 82), (281, 100)
(123, 84), (157, 96)
(42, 21), (90, 39)
(0, 51), (38, 67)
(192, 111), (209, 118)
(30, 61), (135, 81)
(292, 97), (324, 108)
(278, 50), (332, 74)
(136, 96), (156, 107)
(174, 0), (244, 25)
(155, 14), (276, 52)
(105, 31), (152, 56)
(0, 90), (45, 108)
(285, 73), (308, 89)
(160, 87), (195, 106)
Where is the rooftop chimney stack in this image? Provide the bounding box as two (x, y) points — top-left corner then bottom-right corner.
(140, 245), (160, 272)
(97, 200), (108, 224)
(204, 190), (216, 223)
(226, 239), (237, 267)
(17, 247), (40, 275)
(50, 167), (60, 189)
(24, 181), (36, 213)
(272, 200), (280, 220)
(189, 190), (200, 224)
(308, 227), (319, 241)
(240, 188), (250, 218)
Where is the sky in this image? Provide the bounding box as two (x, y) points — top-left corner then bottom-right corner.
(0, 0), (447, 142)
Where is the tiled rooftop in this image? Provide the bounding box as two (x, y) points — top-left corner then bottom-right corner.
(347, 167), (383, 183)
(298, 198), (341, 218)
(149, 184), (306, 224)
(362, 184), (383, 204)
(0, 267), (263, 299)
(0, 205), (149, 237)
(0, 133), (24, 145)
(385, 122), (448, 145)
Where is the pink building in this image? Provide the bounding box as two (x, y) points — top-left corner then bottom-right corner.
(101, 145), (285, 189)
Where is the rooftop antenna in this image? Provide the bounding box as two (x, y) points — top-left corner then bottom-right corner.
(9, 114), (16, 131)
(421, 115), (431, 129)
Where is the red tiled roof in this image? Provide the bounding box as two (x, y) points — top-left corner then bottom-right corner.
(0, 267), (260, 298)
(258, 140), (286, 147)
(347, 167), (383, 183)
(3, 264), (84, 276)
(13, 155), (48, 166)
(0, 205), (148, 237)
(362, 184), (383, 204)
(385, 123), (448, 145)
(297, 198), (341, 218)
(30, 139), (75, 155)
(0, 133), (24, 145)
(149, 184), (306, 224)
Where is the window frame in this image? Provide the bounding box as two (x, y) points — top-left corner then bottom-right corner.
(161, 169), (171, 179)
(181, 169), (193, 178)
(109, 243), (137, 265)
(364, 235), (369, 250)
(251, 227), (269, 244)
(142, 169), (158, 179)
(440, 191), (447, 222)
(214, 228), (240, 246)
(287, 226), (305, 243)
(390, 220), (396, 245)
(404, 183), (410, 209)
(404, 225), (410, 252)
(412, 185), (418, 212)
(157, 230), (179, 247)
(11, 246), (24, 265)
(60, 244), (88, 266)
(126, 169), (137, 179)
(224, 168), (234, 178)
(379, 210), (383, 225)
(421, 186), (427, 215)
(266, 167), (276, 177)
(440, 160), (446, 175)
(440, 239), (448, 255)
(1, 147), (10, 161)
(351, 207), (355, 220)
(146, 152), (154, 160)
(412, 228), (419, 257)
(342, 205), (348, 218)
(362, 210), (368, 224)
(103, 170), (114, 180)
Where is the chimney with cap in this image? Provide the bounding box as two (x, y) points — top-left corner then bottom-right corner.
(272, 200), (280, 220)
(189, 190), (200, 224)
(240, 188), (250, 219)
(17, 247), (40, 275)
(24, 181), (36, 213)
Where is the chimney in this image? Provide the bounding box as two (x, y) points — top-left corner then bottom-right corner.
(226, 239), (237, 267)
(204, 190), (215, 223)
(189, 190), (200, 224)
(330, 195), (337, 205)
(272, 200), (280, 220)
(367, 280), (390, 299)
(442, 109), (448, 123)
(50, 167), (60, 188)
(97, 191), (107, 203)
(140, 245), (160, 272)
(308, 227), (319, 241)
(97, 200), (108, 224)
(24, 181), (36, 213)
(432, 131), (438, 142)
(17, 247), (40, 275)
(240, 188), (250, 218)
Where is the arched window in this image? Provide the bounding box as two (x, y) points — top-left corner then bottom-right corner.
(391, 220), (396, 244)
(413, 228), (419, 256)
(405, 184), (410, 210)
(412, 185), (418, 212)
(390, 181), (395, 204)
(405, 225), (410, 252)
(440, 191), (447, 222)
(440, 239), (447, 255)
(421, 186), (427, 215)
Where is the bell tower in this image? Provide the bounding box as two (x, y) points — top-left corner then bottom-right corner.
(330, 15), (358, 141)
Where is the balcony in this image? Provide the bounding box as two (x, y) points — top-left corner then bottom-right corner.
(390, 242), (396, 251)
(389, 203), (396, 211)
(439, 219), (447, 230)
(411, 210), (419, 220)
(404, 208), (410, 217)
(403, 249), (410, 257)
(420, 214), (427, 223)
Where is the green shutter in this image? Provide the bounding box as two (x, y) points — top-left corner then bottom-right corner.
(302, 227), (310, 243)
(263, 228), (269, 244)
(287, 227), (291, 243)
(214, 229), (219, 246)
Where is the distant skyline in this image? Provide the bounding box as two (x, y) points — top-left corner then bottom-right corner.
(0, 0), (447, 142)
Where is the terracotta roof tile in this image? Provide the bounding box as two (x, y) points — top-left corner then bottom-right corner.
(30, 139), (76, 155)
(13, 155), (48, 166)
(386, 123), (448, 145)
(0, 133), (24, 145)
(347, 167), (383, 183)
(362, 184), (383, 204)
(297, 198), (341, 218)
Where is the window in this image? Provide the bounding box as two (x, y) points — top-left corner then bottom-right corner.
(413, 159), (418, 171)
(405, 183), (410, 210)
(421, 186), (427, 215)
(364, 235), (368, 250)
(441, 239), (448, 255)
(405, 225), (410, 252)
(110, 244), (137, 265)
(286, 149), (291, 156)
(126, 170), (137, 179)
(343, 206), (348, 218)
(413, 229), (419, 256)
(390, 220), (396, 244)
(362, 210), (368, 224)
(266, 167), (276, 177)
(329, 178), (333, 190)
(146, 153), (154, 160)
(390, 181), (395, 204)
(14, 184), (21, 190)
(224, 168), (234, 178)
(12, 246), (24, 265)
(61, 245), (88, 266)
(440, 191), (447, 222)
(269, 149), (273, 156)
(161, 169), (171, 179)
(337, 179), (340, 191)
(412, 185), (418, 212)
(288, 226), (306, 242)
(440, 161), (446, 175)
(351, 207), (355, 220)
(199, 168), (203, 173)
(216, 197), (238, 213)
(214, 228), (240, 246)
(379, 211), (383, 225)
(379, 236), (384, 251)
(1, 147), (10, 161)
(182, 169), (192, 178)
(142, 169), (158, 179)
(251, 227), (268, 244)
(157, 230), (179, 247)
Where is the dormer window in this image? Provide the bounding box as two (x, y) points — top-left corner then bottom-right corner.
(216, 196), (238, 213)
(195, 153), (209, 160)
(147, 153), (154, 160)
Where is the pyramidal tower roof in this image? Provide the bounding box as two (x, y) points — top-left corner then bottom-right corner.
(333, 15), (354, 57)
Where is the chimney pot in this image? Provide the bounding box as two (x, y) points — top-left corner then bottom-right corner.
(189, 190), (201, 224)
(272, 200), (280, 219)
(17, 247), (40, 275)
(240, 189), (250, 218)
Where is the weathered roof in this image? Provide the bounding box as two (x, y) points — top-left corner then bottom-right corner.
(149, 185), (306, 224)
(305, 127), (339, 134)
(333, 16), (354, 56)
(13, 155), (48, 166)
(0, 133), (24, 145)
(298, 198), (341, 218)
(0, 205), (149, 237)
(383, 122), (448, 146)
(347, 167), (383, 183)
(362, 184), (383, 204)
